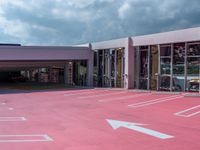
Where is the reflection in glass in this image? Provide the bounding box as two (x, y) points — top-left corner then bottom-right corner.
(139, 79), (148, 89)
(160, 46), (171, 56)
(140, 50), (148, 77)
(103, 49), (111, 87)
(73, 60), (87, 86)
(94, 48), (125, 88)
(134, 47), (140, 89)
(93, 51), (98, 87)
(172, 43), (185, 91)
(187, 43), (200, 92)
(98, 50), (103, 87)
(159, 45), (171, 91)
(150, 45), (158, 90)
(160, 75), (171, 91)
(160, 58), (171, 74)
(116, 48), (124, 88)
(139, 46), (149, 89)
(187, 44), (200, 56)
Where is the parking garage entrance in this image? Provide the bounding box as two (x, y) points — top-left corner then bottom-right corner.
(0, 60), (87, 90)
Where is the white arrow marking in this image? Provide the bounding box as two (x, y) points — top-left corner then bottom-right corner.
(107, 119), (174, 139)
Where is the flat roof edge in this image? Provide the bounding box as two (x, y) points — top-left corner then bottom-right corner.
(132, 27), (200, 39)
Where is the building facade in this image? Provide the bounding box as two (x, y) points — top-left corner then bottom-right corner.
(0, 27), (199, 92)
(91, 27), (200, 92)
(0, 45), (93, 87)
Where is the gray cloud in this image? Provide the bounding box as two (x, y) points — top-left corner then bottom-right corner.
(0, 0), (199, 46)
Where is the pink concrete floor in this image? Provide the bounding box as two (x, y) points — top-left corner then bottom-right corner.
(0, 89), (199, 150)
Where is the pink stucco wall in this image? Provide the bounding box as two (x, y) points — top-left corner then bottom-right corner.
(0, 46), (90, 61)
(132, 27), (200, 46)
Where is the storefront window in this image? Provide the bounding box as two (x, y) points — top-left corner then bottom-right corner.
(134, 46), (140, 89)
(94, 48), (125, 88)
(172, 43), (185, 91)
(116, 48), (125, 88)
(187, 43), (200, 92)
(98, 50), (103, 87)
(139, 46), (149, 89)
(150, 45), (158, 90)
(159, 45), (172, 91)
(93, 51), (98, 87)
(160, 46), (171, 56)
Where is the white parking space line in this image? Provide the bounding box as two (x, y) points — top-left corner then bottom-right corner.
(64, 91), (97, 97)
(63, 89), (94, 94)
(99, 93), (152, 102)
(79, 91), (127, 99)
(175, 105), (200, 117)
(128, 95), (183, 108)
(0, 134), (53, 142)
(64, 90), (109, 97)
(63, 89), (103, 94)
(0, 117), (26, 121)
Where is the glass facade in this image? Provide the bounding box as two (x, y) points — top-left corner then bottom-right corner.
(93, 48), (125, 88)
(159, 45), (172, 91)
(187, 43), (200, 92)
(134, 41), (200, 92)
(139, 46), (149, 89)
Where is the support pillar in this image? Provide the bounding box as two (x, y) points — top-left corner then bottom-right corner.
(124, 37), (135, 89)
(64, 63), (68, 85)
(87, 43), (94, 87)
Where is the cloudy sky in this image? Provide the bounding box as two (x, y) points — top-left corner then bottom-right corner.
(0, 0), (200, 46)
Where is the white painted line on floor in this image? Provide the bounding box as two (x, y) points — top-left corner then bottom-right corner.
(0, 117), (26, 121)
(175, 105), (200, 117)
(80, 91), (126, 99)
(64, 90), (109, 97)
(128, 95), (183, 108)
(0, 134), (53, 142)
(128, 95), (178, 106)
(99, 93), (152, 102)
(64, 91), (96, 96)
(64, 90), (93, 94)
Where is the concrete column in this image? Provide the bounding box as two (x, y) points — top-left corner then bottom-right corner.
(124, 37), (135, 89)
(64, 63), (68, 85)
(29, 70), (33, 81)
(49, 68), (52, 83)
(87, 43), (94, 87)
(24, 70), (29, 78)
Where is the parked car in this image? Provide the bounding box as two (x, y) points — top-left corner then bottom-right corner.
(188, 79), (200, 92)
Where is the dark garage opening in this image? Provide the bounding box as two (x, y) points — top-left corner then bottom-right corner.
(0, 60), (88, 90)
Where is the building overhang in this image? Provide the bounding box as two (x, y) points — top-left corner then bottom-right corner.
(0, 46), (91, 61)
